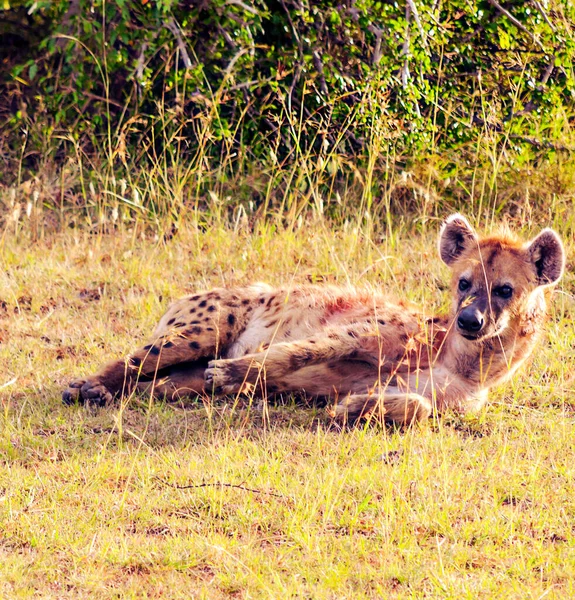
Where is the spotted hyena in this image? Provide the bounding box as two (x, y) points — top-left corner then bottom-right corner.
(62, 215), (565, 424)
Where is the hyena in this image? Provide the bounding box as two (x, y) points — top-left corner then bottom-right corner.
(62, 215), (565, 424)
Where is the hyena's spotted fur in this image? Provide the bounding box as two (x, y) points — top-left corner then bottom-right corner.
(63, 215), (565, 425)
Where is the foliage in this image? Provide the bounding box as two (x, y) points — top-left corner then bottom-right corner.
(0, 0), (575, 218)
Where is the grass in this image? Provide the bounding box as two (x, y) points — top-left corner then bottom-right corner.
(2, 5), (575, 595)
(0, 216), (574, 599)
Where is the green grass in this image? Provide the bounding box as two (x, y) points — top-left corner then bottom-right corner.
(0, 218), (574, 598)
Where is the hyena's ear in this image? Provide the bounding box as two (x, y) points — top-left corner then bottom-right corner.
(527, 228), (565, 286)
(439, 214), (478, 265)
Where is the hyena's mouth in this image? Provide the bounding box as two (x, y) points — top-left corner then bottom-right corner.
(461, 333), (482, 341)
(460, 321), (506, 342)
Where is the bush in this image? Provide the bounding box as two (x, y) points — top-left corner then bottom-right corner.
(1, 0), (574, 218)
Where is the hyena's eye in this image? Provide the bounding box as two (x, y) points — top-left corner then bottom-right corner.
(493, 285), (513, 299)
(458, 279), (471, 292)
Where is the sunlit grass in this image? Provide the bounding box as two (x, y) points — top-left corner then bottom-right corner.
(0, 216), (573, 598)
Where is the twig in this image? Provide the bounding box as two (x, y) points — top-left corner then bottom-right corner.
(279, 0), (303, 111)
(508, 135), (572, 151)
(55, 0), (81, 49)
(471, 112), (502, 132)
(154, 476), (285, 498)
(56, 87), (125, 109)
(223, 48), (250, 77)
(0, 377), (17, 391)
(401, 2), (411, 88)
(538, 60), (554, 88)
(225, 0), (260, 16)
(504, 100), (538, 121)
(288, 65), (302, 114)
(217, 23), (238, 49)
(224, 11), (249, 28)
(487, 0), (558, 93)
(406, 0), (428, 50)
(485, 0), (546, 50)
(85, 92), (125, 109)
(164, 17), (192, 69)
(344, 128), (365, 149)
(227, 76), (276, 91)
(532, 0), (556, 33)
(280, 0), (303, 54)
(134, 42), (148, 83)
(312, 50), (328, 95)
(367, 25), (383, 66)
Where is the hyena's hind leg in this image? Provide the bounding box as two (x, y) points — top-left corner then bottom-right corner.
(332, 391), (432, 426)
(62, 332), (218, 406)
(63, 287), (262, 406)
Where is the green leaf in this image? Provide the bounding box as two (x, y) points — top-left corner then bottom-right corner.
(29, 62), (38, 81)
(498, 29), (511, 50)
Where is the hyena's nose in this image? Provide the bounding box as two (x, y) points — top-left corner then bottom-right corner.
(457, 308), (484, 334)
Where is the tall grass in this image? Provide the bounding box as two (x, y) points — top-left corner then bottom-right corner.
(3, 36), (575, 242)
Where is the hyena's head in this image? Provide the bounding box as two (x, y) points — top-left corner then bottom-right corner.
(439, 214), (565, 341)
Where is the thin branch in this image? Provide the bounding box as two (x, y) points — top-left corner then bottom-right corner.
(406, 0), (428, 50)
(222, 48), (250, 81)
(217, 23), (238, 49)
(85, 92), (125, 109)
(288, 65), (302, 114)
(280, 0), (303, 54)
(485, 0), (546, 50)
(467, 110), (571, 151)
(508, 135), (572, 151)
(400, 0), (421, 120)
(401, 2), (411, 88)
(55, 0), (81, 48)
(225, 11), (249, 28)
(367, 25), (383, 66)
(227, 75), (276, 91)
(481, 0), (558, 94)
(164, 17), (192, 69)
(538, 60), (554, 88)
(312, 50), (328, 95)
(0, 378), (17, 391)
(134, 42), (148, 83)
(154, 476), (285, 498)
(504, 100), (538, 121)
(279, 0), (303, 112)
(532, 0), (556, 33)
(471, 111), (502, 132)
(59, 87), (125, 109)
(343, 127), (365, 149)
(225, 0), (261, 16)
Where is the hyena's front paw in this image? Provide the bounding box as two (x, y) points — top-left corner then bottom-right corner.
(62, 377), (114, 407)
(204, 359), (256, 395)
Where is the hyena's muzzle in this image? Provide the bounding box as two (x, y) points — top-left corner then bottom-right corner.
(456, 293), (495, 340)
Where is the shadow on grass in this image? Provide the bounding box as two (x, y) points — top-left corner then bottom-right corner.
(53, 390), (424, 449)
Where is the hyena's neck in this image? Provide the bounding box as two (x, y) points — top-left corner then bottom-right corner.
(438, 302), (546, 391)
